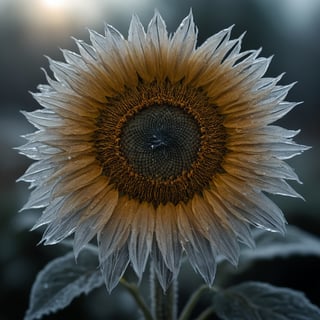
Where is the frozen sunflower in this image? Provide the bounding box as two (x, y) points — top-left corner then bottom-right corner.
(18, 11), (308, 292)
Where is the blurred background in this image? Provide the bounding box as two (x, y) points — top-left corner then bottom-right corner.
(1, 0), (319, 319)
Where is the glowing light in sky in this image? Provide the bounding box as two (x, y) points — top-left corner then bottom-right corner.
(16, 0), (150, 36)
(42, 0), (65, 9)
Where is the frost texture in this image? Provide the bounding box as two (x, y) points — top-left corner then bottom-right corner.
(215, 225), (320, 286)
(25, 250), (103, 320)
(242, 225), (320, 260)
(213, 281), (320, 320)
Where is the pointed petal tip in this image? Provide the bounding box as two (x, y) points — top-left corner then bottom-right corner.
(30, 224), (39, 231)
(184, 7), (195, 21)
(227, 24), (235, 33)
(238, 31), (247, 40)
(73, 245), (82, 261)
(149, 8), (167, 29)
(267, 221), (287, 236)
(157, 273), (175, 292)
(36, 239), (44, 246)
(129, 12), (142, 25)
(71, 36), (85, 48)
(18, 206), (25, 213)
(104, 22), (124, 40)
(153, 7), (161, 16)
(300, 144), (312, 153)
(250, 47), (263, 59)
(70, 35), (78, 42)
(150, 8), (164, 26)
(103, 276), (120, 294)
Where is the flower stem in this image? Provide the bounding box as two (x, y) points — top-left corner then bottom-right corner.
(150, 266), (178, 320)
(178, 285), (209, 320)
(120, 278), (154, 320)
(194, 307), (215, 320)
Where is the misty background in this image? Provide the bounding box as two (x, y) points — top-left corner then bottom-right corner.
(1, 0), (319, 319)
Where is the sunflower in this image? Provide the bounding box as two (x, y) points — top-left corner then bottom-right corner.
(18, 11), (308, 292)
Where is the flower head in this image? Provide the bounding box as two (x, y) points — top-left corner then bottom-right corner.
(18, 11), (308, 292)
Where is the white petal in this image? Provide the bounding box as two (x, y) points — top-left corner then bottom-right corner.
(48, 58), (77, 88)
(73, 214), (101, 258)
(89, 29), (127, 91)
(224, 153), (302, 183)
(42, 210), (79, 245)
(31, 197), (64, 229)
(20, 183), (52, 211)
(192, 194), (240, 265)
(147, 10), (168, 50)
(37, 83), (53, 93)
(49, 57), (107, 100)
(203, 190), (254, 248)
(32, 91), (99, 117)
(262, 126), (300, 138)
(100, 245), (130, 293)
(74, 187), (117, 258)
(167, 11), (197, 82)
(128, 14), (146, 43)
(104, 24), (138, 87)
(61, 49), (88, 70)
(81, 187), (118, 226)
(97, 196), (135, 262)
(190, 38), (240, 88)
(176, 202), (218, 285)
(155, 203), (182, 274)
(204, 49), (262, 101)
(128, 14), (155, 82)
(52, 164), (102, 198)
(55, 178), (109, 219)
(222, 33), (245, 64)
(151, 242), (174, 291)
(17, 160), (54, 184)
(252, 73), (284, 92)
(21, 110), (61, 129)
(41, 68), (70, 94)
(89, 29), (107, 56)
(128, 201), (155, 279)
(245, 56), (273, 82)
(191, 25), (234, 65)
(73, 38), (98, 62)
(229, 140), (310, 160)
(222, 161), (304, 199)
(215, 175), (287, 234)
(146, 10), (169, 80)
(48, 155), (97, 184)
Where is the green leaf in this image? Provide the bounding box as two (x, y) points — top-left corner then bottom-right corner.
(25, 249), (104, 320)
(212, 281), (320, 320)
(242, 225), (320, 260)
(216, 226), (320, 288)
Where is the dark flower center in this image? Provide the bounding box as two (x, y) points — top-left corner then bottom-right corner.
(120, 105), (201, 180)
(94, 81), (227, 207)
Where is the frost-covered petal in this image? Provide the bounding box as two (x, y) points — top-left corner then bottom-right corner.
(167, 10), (197, 82)
(215, 175), (287, 234)
(128, 202), (155, 279)
(176, 202), (218, 285)
(192, 194), (240, 265)
(97, 196), (135, 262)
(100, 245), (130, 293)
(151, 241), (175, 291)
(155, 203), (182, 274)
